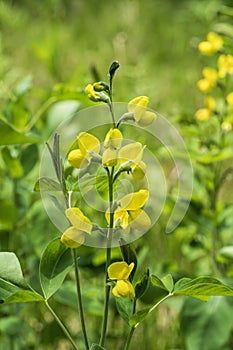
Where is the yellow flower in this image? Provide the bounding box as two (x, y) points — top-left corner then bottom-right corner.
(119, 142), (146, 180)
(198, 32), (223, 55)
(128, 96), (156, 127)
(226, 92), (233, 106)
(108, 261), (135, 298)
(221, 121), (232, 132)
(104, 128), (123, 149)
(85, 83), (109, 103)
(68, 132), (100, 169)
(205, 96), (216, 111)
(197, 67), (217, 93)
(102, 128), (123, 167)
(65, 208), (92, 234)
(218, 54), (233, 78)
(61, 208), (92, 248)
(61, 227), (85, 248)
(195, 108), (211, 121)
(106, 189), (151, 233)
(102, 147), (117, 167)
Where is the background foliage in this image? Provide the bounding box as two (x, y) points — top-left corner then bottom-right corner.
(0, 0), (233, 349)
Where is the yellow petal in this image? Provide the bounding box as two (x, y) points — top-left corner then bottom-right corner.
(112, 280), (135, 298)
(205, 96), (216, 111)
(195, 108), (211, 121)
(119, 142), (144, 165)
(102, 148), (118, 167)
(226, 92), (233, 106)
(197, 79), (213, 93)
(129, 209), (151, 230)
(61, 226), (85, 248)
(68, 149), (89, 168)
(207, 32), (223, 50)
(108, 261), (134, 280)
(128, 96), (149, 112)
(78, 132), (100, 155)
(202, 67), (217, 83)
(66, 208), (92, 234)
(136, 111), (156, 127)
(118, 189), (149, 211)
(132, 161), (147, 180)
(198, 41), (215, 55)
(114, 209), (129, 228)
(104, 128), (123, 149)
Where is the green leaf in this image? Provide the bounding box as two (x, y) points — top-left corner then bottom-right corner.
(150, 274), (170, 292)
(2, 147), (24, 178)
(181, 296), (233, 350)
(135, 268), (150, 299)
(119, 238), (137, 280)
(90, 344), (106, 350)
(20, 144), (39, 176)
(0, 118), (40, 145)
(129, 307), (150, 327)
(0, 252), (44, 304)
(174, 277), (233, 301)
(39, 238), (73, 299)
(33, 177), (62, 192)
(217, 246), (233, 261)
(161, 274), (174, 293)
(0, 200), (17, 231)
(116, 296), (134, 324)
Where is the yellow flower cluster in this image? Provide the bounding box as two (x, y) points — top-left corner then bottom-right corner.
(218, 54), (233, 78)
(128, 96), (156, 127)
(106, 189), (151, 234)
(108, 261), (135, 298)
(61, 208), (92, 248)
(198, 32), (223, 56)
(67, 129), (147, 180)
(197, 67), (218, 93)
(195, 96), (216, 121)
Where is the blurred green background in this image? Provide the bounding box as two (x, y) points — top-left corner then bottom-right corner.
(1, 0), (233, 349)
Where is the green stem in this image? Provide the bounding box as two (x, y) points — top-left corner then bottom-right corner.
(24, 96), (58, 132)
(124, 299), (137, 350)
(72, 249), (90, 350)
(45, 300), (80, 350)
(124, 327), (135, 350)
(99, 167), (115, 347)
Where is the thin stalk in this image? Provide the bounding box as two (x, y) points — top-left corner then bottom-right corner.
(45, 300), (80, 350)
(24, 96), (58, 132)
(123, 299), (137, 350)
(108, 101), (116, 128)
(125, 293), (172, 349)
(72, 249), (90, 350)
(124, 327), (135, 350)
(99, 167), (115, 347)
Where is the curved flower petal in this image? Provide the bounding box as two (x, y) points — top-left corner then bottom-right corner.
(119, 142), (144, 165)
(118, 189), (149, 211)
(78, 132), (100, 155)
(102, 148), (118, 167)
(68, 149), (89, 169)
(112, 280), (135, 298)
(128, 209), (151, 231)
(132, 161), (147, 180)
(61, 226), (85, 248)
(136, 111), (157, 127)
(104, 128), (123, 149)
(128, 96), (149, 112)
(66, 208), (92, 234)
(114, 208), (129, 228)
(108, 261), (134, 280)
